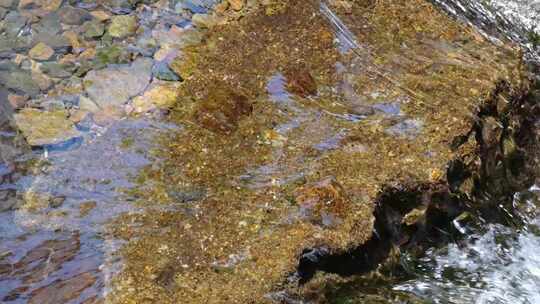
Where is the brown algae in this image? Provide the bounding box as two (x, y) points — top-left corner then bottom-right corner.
(109, 0), (530, 303)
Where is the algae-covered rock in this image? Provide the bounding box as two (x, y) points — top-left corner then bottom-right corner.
(193, 85), (253, 134)
(295, 177), (351, 228)
(108, 0), (532, 303)
(285, 66), (318, 97)
(108, 15), (138, 38)
(132, 82), (181, 113)
(14, 108), (80, 146)
(28, 42), (55, 61)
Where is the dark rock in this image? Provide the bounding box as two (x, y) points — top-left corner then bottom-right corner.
(49, 196), (65, 208)
(33, 12), (63, 36)
(94, 45), (131, 66)
(0, 69), (40, 97)
(81, 20), (105, 38)
(58, 6), (92, 25)
(40, 62), (76, 78)
(101, 0), (135, 14)
(177, 0), (208, 14)
(152, 61), (181, 81)
(1, 11), (28, 37)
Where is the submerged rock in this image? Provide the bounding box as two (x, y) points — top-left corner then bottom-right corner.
(0, 69), (40, 97)
(132, 82), (180, 113)
(285, 66), (318, 97)
(295, 177), (349, 228)
(108, 15), (138, 38)
(14, 108), (80, 146)
(193, 85), (252, 134)
(28, 42), (55, 61)
(83, 58), (152, 108)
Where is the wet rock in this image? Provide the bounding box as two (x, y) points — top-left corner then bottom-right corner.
(0, 0), (14, 8)
(0, 190), (18, 212)
(31, 69), (53, 91)
(49, 196), (65, 208)
(7, 94), (29, 109)
(28, 42), (55, 61)
(93, 104), (125, 125)
(14, 108), (80, 146)
(58, 6), (92, 25)
(32, 12), (63, 36)
(349, 104), (375, 116)
(285, 66), (318, 97)
(0, 69), (40, 97)
(94, 45), (130, 66)
(0, 36), (32, 55)
(192, 13), (222, 29)
(294, 177), (349, 228)
(132, 82), (180, 113)
(28, 272), (96, 304)
(228, 0), (244, 11)
(169, 50), (198, 80)
(193, 85), (252, 134)
(102, 0), (135, 14)
(176, 0), (208, 14)
(152, 61), (181, 81)
(40, 62), (76, 78)
(19, 0), (62, 12)
(78, 95), (100, 112)
(69, 109), (89, 123)
(82, 20), (105, 39)
(385, 119), (423, 138)
(482, 116), (502, 146)
(1, 11), (28, 37)
(108, 15), (138, 38)
(84, 58), (152, 108)
(90, 10), (110, 21)
(78, 200), (96, 217)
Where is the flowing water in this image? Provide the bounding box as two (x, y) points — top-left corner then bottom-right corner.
(0, 0), (539, 303)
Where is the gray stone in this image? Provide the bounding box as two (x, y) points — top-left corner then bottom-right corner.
(58, 6), (92, 25)
(33, 12), (63, 36)
(101, 0), (135, 14)
(0, 0), (14, 8)
(1, 11), (28, 37)
(82, 20), (105, 38)
(84, 58), (153, 108)
(40, 62), (76, 78)
(153, 61), (181, 81)
(0, 70), (40, 97)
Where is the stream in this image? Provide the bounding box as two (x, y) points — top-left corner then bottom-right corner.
(0, 0), (539, 303)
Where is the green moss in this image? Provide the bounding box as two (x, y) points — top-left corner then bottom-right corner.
(120, 137), (134, 149)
